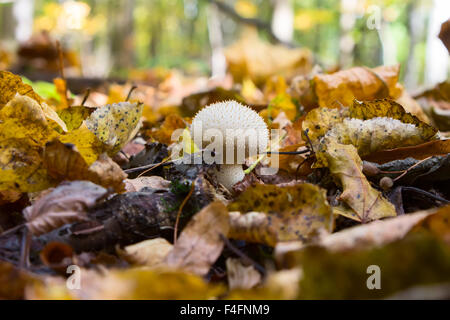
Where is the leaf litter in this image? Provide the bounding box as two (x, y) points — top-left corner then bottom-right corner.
(0, 56), (450, 300)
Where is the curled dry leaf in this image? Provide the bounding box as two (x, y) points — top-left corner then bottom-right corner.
(23, 181), (108, 236)
(227, 183), (333, 246)
(276, 207), (439, 262)
(120, 238), (173, 268)
(226, 258), (261, 290)
(325, 141), (396, 222)
(303, 99), (438, 167)
(276, 206), (450, 299)
(44, 140), (127, 192)
(165, 201), (229, 276)
(313, 64), (402, 108)
(363, 139), (450, 164)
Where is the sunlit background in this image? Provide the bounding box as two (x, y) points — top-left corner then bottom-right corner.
(0, 0), (449, 90)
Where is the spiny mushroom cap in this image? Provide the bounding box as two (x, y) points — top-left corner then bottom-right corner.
(190, 100), (269, 164)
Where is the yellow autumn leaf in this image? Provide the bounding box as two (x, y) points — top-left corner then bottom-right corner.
(324, 140), (396, 222)
(302, 99), (438, 167)
(182, 128), (199, 154)
(85, 102), (143, 155)
(0, 94), (61, 145)
(28, 268), (224, 300)
(57, 105), (93, 131)
(0, 139), (54, 192)
(227, 183), (333, 246)
(59, 123), (104, 165)
(0, 70), (43, 107)
(224, 28), (313, 85)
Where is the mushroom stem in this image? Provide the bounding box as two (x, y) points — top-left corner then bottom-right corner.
(214, 164), (245, 190)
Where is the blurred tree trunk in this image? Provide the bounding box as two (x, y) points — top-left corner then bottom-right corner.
(207, 3), (226, 78)
(270, 0), (294, 43)
(12, 0), (34, 43)
(404, 2), (425, 89)
(338, 0), (356, 68)
(108, 0), (135, 72)
(0, 3), (15, 43)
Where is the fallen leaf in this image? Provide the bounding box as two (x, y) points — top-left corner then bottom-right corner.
(313, 64), (401, 108)
(165, 201), (229, 276)
(227, 183), (333, 246)
(57, 105), (94, 131)
(43, 140), (127, 192)
(0, 70), (43, 107)
(124, 176), (170, 192)
(120, 238), (173, 268)
(363, 139), (450, 164)
(85, 102), (143, 155)
(23, 181), (108, 236)
(152, 113), (186, 145)
(226, 258), (261, 290)
(302, 99), (438, 167)
(324, 141), (396, 222)
(28, 267), (224, 300)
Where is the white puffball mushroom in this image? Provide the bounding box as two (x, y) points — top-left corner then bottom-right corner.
(190, 100), (269, 189)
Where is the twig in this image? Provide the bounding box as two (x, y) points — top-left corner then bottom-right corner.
(81, 88), (91, 106)
(126, 85), (138, 101)
(137, 157), (172, 177)
(265, 150), (310, 155)
(56, 40), (69, 103)
(392, 156), (431, 182)
(219, 234), (266, 275)
(173, 181), (196, 244)
(402, 186), (450, 204)
(303, 129), (315, 156)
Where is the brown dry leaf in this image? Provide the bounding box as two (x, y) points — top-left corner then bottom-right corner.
(226, 258), (261, 290)
(0, 190), (22, 205)
(23, 181), (108, 236)
(165, 201), (229, 276)
(363, 139), (450, 164)
(276, 207), (437, 260)
(124, 176), (170, 192)
(224, 28), (313, 85)
(43, 140), (127, 192)
(87, 154), (127, 192)
(325, 141), (396, 222)
(227, 183), (333, 246)
(313, 64), (402, 108)
(120, 238), (173, 268)
(439, 19), (450, 53)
